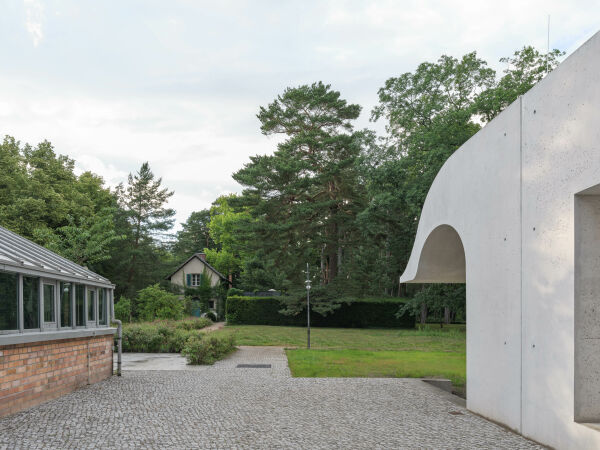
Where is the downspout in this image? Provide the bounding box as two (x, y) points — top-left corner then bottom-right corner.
(110, 289), (122, 376)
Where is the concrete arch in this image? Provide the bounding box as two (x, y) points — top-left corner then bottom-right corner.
(411, 225), (465, 283)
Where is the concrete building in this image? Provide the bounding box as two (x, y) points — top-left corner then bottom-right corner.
(166, 253), (227, 311)
(0, 225), (115, 417)
(400, 31), (600, 448)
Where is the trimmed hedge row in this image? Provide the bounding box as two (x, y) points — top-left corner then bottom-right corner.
(226, 296), (415, 328)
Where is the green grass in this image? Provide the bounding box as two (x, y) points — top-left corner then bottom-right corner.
(286, 349), (466, 390)
(212, 324), (465, 352)
(212, 324), (466, 392)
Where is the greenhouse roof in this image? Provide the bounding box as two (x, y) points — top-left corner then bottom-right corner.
(0, 225), (113, 287)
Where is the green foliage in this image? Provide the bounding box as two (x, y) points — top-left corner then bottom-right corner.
(136, 284), (184, 321)
(232, 82), (367, 291)
(0, 136), (121, 268)
(121, 318), (213, 352)
(115, 162), (175, 298)
(172, 209), (215, 259)
(477, 46), (564, 121)
(227, 287), (244, 297)
(399, 285), (466, 324)
(182, 333), (237, 365)
(226, 296), (414, 328)
(114, 297), (132, 323)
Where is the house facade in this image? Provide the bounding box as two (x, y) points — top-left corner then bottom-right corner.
(166, 253), (227, 311)
(0, 225), (115, 418)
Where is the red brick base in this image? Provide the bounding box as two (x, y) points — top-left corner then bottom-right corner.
(0, 334), (113, 418)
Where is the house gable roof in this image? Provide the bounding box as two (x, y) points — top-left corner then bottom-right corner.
(165, 253), (227, 281)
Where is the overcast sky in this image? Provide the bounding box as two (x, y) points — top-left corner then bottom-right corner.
(1, 1), (598, 228)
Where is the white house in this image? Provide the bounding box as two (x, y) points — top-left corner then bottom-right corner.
(166, 253), (227, 311)
(400, 31), (600, 449)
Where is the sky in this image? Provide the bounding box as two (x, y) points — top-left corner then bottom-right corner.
(0, 1), (598, 229)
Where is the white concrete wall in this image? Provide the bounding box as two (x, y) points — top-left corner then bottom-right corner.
(400, 31), (600, 448)
(170, 258), (222, 288)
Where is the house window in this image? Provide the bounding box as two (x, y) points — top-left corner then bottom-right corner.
(190, 274), (202, 287)
(23, 276), (40, 329)
(208, 300), (215, 309)
(60, 282), (72, 328)
(0, 271), (18, 331)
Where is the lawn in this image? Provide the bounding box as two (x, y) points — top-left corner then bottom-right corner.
(212, 324), (466, 392)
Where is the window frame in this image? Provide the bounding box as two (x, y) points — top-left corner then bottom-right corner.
(190, 273), (202, 287)
(0, 270), (19, 335)
(41, 279), (58, 330)
(0, 268), (114, 338)
(87, 287), (97, 326)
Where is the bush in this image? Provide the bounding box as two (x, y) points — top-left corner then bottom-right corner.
(137, 284), (184, 321)
(226, 296), (415, 328)
(121, 318), (212, 352)
(227, 287), (244, 297)
(182, 334), (237, 365)
(114, 297), (132, 323)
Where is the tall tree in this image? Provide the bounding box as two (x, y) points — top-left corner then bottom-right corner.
(116, 162), (175, 296)
(173, 209), (214, 259)
(233, 82), (366, 287)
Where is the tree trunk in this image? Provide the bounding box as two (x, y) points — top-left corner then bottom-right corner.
(420, 303), (428, 324)
(444, 306), (451, 324)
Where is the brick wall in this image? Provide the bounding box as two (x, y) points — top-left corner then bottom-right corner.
(0, 334), (113, 417)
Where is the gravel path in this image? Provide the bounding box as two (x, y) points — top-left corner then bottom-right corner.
(0, 347), (542, 449)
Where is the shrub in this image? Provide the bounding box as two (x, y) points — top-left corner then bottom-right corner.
(226, 296), (415, 328)
(114, 297), (132, 323)
(175, 317), (213, 331)
(182, 334), (237, 365)
(137, 284), (184, 321)
(227, 287), (244, 297)
(121, 318), (212, 352)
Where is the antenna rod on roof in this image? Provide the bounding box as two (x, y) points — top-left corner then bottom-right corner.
(547, 14), (550, 74)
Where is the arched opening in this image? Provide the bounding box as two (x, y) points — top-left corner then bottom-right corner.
(413, 224), (466, 283)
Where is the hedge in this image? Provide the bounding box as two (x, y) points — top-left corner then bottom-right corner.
(226, 296), (415, 328)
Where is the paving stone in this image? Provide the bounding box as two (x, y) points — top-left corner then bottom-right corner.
(0, 346), (542, 449)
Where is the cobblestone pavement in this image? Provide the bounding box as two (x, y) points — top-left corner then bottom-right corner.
(0, 347), (542, 449)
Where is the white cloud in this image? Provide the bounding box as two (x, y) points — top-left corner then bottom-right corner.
(24, 0), (44, 47)
(1, 0), (599, 230)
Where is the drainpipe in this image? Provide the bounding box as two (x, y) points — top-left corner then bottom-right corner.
(110, 290), (122, 376)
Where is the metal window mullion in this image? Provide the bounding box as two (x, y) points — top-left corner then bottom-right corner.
(84, 286), (88, 328)
(71, 283), (76, 329)
(18, 274), (23, 333)
(95, 287), (99, 327)
(56, 280), (61, 329)
(38, 278), (43, 329)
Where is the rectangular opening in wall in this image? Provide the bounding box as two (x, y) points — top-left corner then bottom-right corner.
(0, 271), (18, 331)
(23, 276), (39, 329)
(60, 282), (72, 327)
(575, 186), (600, 423)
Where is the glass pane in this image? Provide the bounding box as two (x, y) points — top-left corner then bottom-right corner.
(23, 276), (39, 329)
(0, 271), (18, 331)
(60, 282), (72, 327)
(87, 289), (95, 321)
(76, 285), (85, 326)
(98, 289), (107, 325)
(43, 284), (55, 323)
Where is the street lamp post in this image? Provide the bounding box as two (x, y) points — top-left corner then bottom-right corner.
(305, 262), (311, 349)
